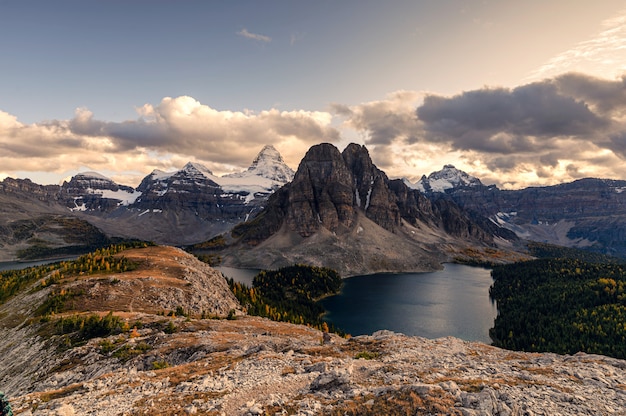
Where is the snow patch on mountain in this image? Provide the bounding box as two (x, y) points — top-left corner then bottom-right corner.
(66, 172), (142, 207)
(405, 165), (483, 193)
(98, 189), (142, 205)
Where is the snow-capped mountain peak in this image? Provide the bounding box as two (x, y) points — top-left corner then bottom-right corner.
(62, 171), (141, 211)
(226, 145), (295, 183)
(406, 165), (483, 193)
(181, 162), (215, 178)
(75, 171), (112, 181)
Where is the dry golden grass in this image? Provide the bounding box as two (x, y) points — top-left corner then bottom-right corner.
(35, 383), (85, 403)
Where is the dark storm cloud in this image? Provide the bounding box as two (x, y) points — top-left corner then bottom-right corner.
(416, 80), (609, 153)
(554, 72), (626, 115)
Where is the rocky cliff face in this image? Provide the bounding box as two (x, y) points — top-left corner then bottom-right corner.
(439, 177), (626, 257)
(0, 177), (60, 201)
(61, 172), (140, 212)
(133, 162), (251, 222)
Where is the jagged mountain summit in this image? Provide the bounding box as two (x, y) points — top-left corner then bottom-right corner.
(405, 164), (483, 193)
(222, 143), (515, 276)
(63, 171), (141, 212)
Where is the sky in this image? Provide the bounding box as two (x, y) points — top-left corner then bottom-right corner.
(2, 1), (626, 189)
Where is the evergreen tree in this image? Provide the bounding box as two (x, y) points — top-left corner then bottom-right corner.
(0, 391), (13, 416)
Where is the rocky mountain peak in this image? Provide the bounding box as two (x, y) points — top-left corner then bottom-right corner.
(228, 143), (498, 276)
(181, 161), (214, 178)
(285, 143), (356, 236)
(341, 143), (401, 231)
(411, 165), (483, 193)
(226, 145), (295, 183)
(61, 171), (140, 211)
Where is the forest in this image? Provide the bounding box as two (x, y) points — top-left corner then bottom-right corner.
(489, 257), (626, 359)
(227, 264), (344, 334)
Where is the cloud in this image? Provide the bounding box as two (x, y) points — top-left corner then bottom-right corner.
(5, 73), (626, 190)
(334, 73), (626, 188)
(237, 28), (272, 43)
(0, 96), (339, 185)
(417, 81), (608, 151)
(332, 90), (422, 146)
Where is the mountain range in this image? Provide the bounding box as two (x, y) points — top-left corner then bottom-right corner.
(405, 167), (626, 258)
(0, 145), (294, 261)
(2, 142), (626, 269)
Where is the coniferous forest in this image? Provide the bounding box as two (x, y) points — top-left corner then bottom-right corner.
(489, 258), (626, 359)
(227, 264), (344, 334)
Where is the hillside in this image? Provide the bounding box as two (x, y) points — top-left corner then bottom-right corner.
(1, 246), (625, 415)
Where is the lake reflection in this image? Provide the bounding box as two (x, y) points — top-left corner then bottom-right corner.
(321, 263), (497, 343)
(215, 266), (260, 286)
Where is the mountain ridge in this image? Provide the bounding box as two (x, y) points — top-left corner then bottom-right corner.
(3, 143), (626, 264)
(0, 146), (295, 260)
(415, 166), (626, 257)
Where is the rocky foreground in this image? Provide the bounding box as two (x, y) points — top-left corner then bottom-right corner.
(5, 317), (626, 416)
(2, 246), (626, 415)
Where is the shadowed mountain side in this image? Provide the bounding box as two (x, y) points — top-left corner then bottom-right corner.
(226, 212), (448, 276)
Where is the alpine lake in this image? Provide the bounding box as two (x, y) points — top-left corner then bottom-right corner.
(218, 263), (497, 344)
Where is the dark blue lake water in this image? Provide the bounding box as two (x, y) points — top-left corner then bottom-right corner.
(321, 263), (497, 343)
(0, 257), (77, 272)
(218, 263), (497, 343)
(215, 266), (261, 286)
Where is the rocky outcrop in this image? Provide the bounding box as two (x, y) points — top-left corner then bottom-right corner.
(343, 143), (402, 232)
(286, 143), (356, 236)
(6, 321), (626, 415)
